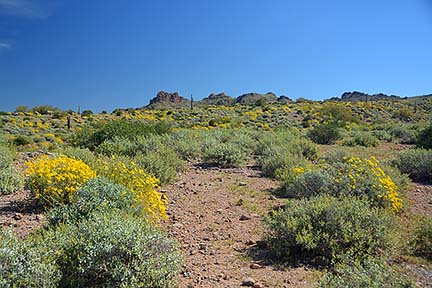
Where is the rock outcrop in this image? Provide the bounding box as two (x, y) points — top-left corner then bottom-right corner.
(200, 93), (235, 106)
(149, 91), (189, 105)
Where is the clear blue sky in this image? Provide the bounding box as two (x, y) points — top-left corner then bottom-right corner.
(1, 0), (431, 112)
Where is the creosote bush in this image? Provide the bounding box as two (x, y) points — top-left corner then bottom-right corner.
(0, 146), (24, 195)
(320, 256), (414, 288)
(307, 123), (341, 144)
(342, 132), (380, 147)
(38, 212), (181, 288)
(393, 149), (432, 183)
(47, 177), (142, 226)
(203, 142), (247, 168)
(265, 196), (392, 264)
(409, 216), (432, 260)
(0, 230), (60, 287)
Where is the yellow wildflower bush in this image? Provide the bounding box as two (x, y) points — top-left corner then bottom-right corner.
(25, 155), (96, 208)
(331, 156), (403, 212)
(96, 157), (167, 221)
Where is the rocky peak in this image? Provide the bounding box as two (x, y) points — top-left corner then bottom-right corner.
(149, 91), (188, 105)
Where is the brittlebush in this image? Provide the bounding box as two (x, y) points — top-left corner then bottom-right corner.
(95, 156), (167, 221)
(25, 155), (96, 208)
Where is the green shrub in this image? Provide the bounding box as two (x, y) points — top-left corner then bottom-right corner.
(76, 120), (170, 150)
(265, 196), (392, 264)
(47, 177), (141, 226)
(0, 166), (24, 195)
(307, 123), (341, 144)
(0, 230), (60, 287)
(342, 132), (380, 147)
(259, 145), (309, 178)
(371, 130), (393, 142)
(167, 130), (202, 160)
(417, 123), (432, 149)
(409, 216), (432, 260)
(0, 146), (23, 195)
(320, 256), (414, 288)
(393, 149), (432, 183)
(12, 135), (33, 146)
(203, 142), (247, 168)
(389, 126), (417, 144)
(41, 212), (180, 287)
(286, 138), (320, 161)
(135, 148), (184, 185)
(57, 146), (98, 167)
(278, 169), (331, 198)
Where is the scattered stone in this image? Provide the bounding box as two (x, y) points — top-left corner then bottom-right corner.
(173, 222), (184, 228)
(239, 214), (251, 221)
(198, 242), (206, 250)
(250, 263), (262, 269)
(239, 182), (247, 186)
(269, 195), (277, 200)
(242, 277), (255, 286)
(253, 283), (265, 288)
(13, 213), (23, 220)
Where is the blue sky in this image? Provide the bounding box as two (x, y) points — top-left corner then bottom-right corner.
(0, 0), (431, 112)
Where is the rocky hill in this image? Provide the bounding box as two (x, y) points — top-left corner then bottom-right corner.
(145, 91), (191, 109)
(328, 91), (404, 102)
(199, 93), (235, 106)
(235, 92), (278, 105)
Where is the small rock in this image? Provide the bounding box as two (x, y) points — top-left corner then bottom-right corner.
(173, 222), (184, 228)
(182, 271), (191, 278)
(239, 182), (247, 186)
(242, 277), (255, 286)
(13, 213), (23, 220)
(268, 195), (277, 200)
(250, 263), (262, 269)
(198, 243), (206, 250)
(239, 215), (251, 221)
(253, 283), (265, 288)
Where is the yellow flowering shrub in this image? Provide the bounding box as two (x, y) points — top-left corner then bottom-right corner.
(25, 155), (96, 208)
(331, 156), (402, 212)
(96, 157), (167, 221)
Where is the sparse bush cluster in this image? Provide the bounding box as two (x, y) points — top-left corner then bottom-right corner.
(0, 144), (24, 195)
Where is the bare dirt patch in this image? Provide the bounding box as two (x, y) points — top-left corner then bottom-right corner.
(163, 162), (320, 288)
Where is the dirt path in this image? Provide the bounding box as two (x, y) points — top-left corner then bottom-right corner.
(163, 162), (318, 288)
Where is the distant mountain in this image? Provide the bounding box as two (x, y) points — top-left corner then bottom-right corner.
(235, 92), (278, 105)
(277, 95), (293, 103)
(200, 92), (235, 106)
(327, 91), (405, 102)
(145, 91), (190, 109)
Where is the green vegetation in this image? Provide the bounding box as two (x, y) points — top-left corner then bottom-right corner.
(0, 97), (431, 287)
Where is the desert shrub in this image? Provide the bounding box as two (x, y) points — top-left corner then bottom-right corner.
(203, 142), (247, 168)
(389, 126), (417, 144)
(25, 155), (96, 208)
(265, 196), (392, 264)
(325, 156), (403, 212)
(135, 149), (183, 185)
(307, 123), (341, 144)
(12, 135), (33, 146)
(95, 156), (167, 220)
(417, 123), (432, 149)
(39, 212), (180, 287)
(277, 156), (404, 212)
(47, 177), (141, 226)
(0, 166), (24, 195)
(342, 132), (380, 147)
(259, 145), (309, 178)
(286, 138), (320, 161)
(77, 120), (170, 149)
(278, 168), (332, 198)
(0, 230), (60, 287)
(57, 146), (98, 167)
(320, 256), (414, 288)
(371, 130), (393, 142)
(167, 130), (202, 160)
(409, 216), (432, 260)
(95, 136), (137, 156)
(0, 146), (23, 195)
(393, 149), (432, 183)
(254, 129), (299, 156)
